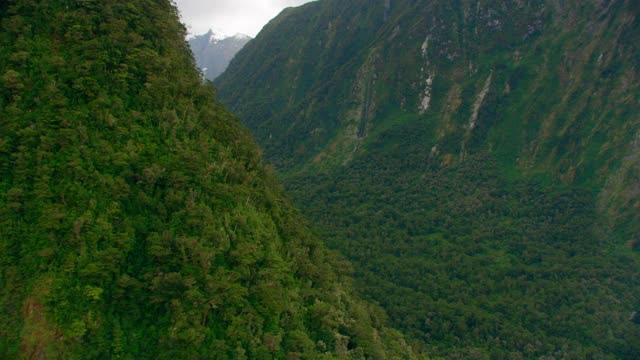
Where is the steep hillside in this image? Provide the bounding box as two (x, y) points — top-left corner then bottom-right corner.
(0, 1), (417, 358)
(188, 30), (251, 81)
(217, 0), (640, 357)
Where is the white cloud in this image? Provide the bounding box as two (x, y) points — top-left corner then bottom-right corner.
(173, 0), (316, 37)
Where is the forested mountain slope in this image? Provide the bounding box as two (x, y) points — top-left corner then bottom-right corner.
(216, 0), (640, 357)
(0, 1), (417, 358)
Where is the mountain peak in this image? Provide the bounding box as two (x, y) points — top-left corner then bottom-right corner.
(188, 29), (252, 81)
(231, 33), (252, 40)
(206, 29), (225, 43)
(202, 29), (251, 44)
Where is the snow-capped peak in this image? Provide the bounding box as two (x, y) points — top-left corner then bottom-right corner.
(207, 29), (227, 43)
(231, 33), (252, 40)
(205, 29), (251, 44)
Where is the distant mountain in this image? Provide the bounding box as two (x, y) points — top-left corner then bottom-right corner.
(216, 0), (640, 357)
(188, 30), (251, 81)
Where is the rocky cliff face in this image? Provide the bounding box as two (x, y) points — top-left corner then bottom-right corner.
(219, 0), (639, 183)
(216, 0), (640, 357)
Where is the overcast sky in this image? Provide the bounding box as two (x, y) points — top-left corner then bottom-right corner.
(173, 0), (316, 37)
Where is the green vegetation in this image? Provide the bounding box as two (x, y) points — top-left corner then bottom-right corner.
(0, 0), (417, 358)
(287, 140), (640, 358)
(217, 0), (640, 357)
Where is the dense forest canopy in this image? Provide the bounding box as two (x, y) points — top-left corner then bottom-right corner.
(217, 0), (640, 357)
(0, 0), (417, 358)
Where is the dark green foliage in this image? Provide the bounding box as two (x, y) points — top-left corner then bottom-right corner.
(216, 0), (640, 358)
(288, 144), (640, 357)
(0, 0), (417, 358)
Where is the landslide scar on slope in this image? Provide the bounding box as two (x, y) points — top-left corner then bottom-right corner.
(20, 278), (61, 360)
